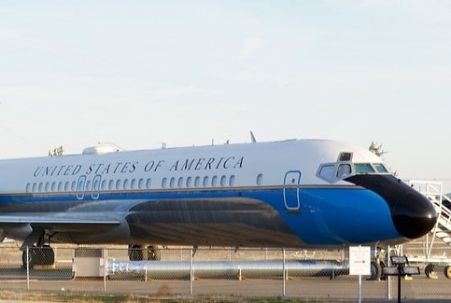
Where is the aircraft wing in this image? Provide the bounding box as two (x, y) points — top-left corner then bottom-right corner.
(0, 213), (121, 231)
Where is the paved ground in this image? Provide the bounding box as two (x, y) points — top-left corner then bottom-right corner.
(0, 267), (451, 301)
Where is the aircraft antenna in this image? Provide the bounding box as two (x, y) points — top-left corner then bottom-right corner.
(250, 131), (257, 143)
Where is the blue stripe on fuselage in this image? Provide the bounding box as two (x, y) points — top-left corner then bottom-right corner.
(0, 186), (401, 246)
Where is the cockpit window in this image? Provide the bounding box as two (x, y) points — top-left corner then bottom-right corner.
(373, 163), (388, 173)
(354, 163), (375, 174)
(319, 165), (336, 181)
(337, 164), (352, 178)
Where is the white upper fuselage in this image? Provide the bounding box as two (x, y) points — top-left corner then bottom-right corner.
(0, 139), (383, 195)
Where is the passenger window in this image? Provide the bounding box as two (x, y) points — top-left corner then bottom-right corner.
(186, 177), (192, 188)
(101, 180), (107, 190)
(220, 175), (227, 187)
(203, 176), (209, 187)
(178, 177), (183, 188)
(256, 174), (263, 185)
(58, 181), (63, 192)
(169, 177), (175, 188)
(64, 181), (70, 192)
(51, 182), (57, 192)
(32, 183), (37, 192)
(86, 180), (91, 191)
(138, 178), (144, 189)
(123, 179), (129, 190)
(211, 176), (217, 187)
(108, 179), (114, 190)
(130, 179), (136, 189)
(116, 179), (122, 190)
(162, 178), (167, 188)
(229, 175), (236, 187)
(26, 183), (31, 193)
(71, 181), (77, 191)
(337, 164), (352, 178)
(194, 176), (201, 187)
(146, 178), (152, 189)
(45, 182), (50, 192)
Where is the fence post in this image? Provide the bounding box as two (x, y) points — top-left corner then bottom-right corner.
(190, 248), (193, 295)
(282, 248), (286, 297)
(387, 245), (391, 300)
(26, 246), (30, 291)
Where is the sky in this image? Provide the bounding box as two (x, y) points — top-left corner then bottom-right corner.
(0, 1), (450, 192)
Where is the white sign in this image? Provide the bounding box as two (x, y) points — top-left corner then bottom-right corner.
(349, 246), (371, 276)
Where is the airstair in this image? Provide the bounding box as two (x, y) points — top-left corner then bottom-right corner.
(406, 181), (451, 263)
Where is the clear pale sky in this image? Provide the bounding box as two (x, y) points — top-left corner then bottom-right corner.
(0, 1), (450, 192)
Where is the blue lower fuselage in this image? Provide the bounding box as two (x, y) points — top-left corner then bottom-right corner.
(0, 184), (405, 248)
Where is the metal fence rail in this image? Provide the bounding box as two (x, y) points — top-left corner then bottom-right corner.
(0, 245), (450, 300)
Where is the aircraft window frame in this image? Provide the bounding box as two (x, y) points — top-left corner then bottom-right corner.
(178, 177), (183, 188)
(194, 176), (201, 187)
(169, 177), (175, 188)
(123, 179), (129, 190)
(317, 164), (337, 183)
(161, 177), (167, 189)
(26, 183), (31, 193)
(32, 183), (37, 192)
(146, 178), (152, 189)
(45, 182), (50, 192)
(211, 175), (218, 187)
(354, 163), (376, 174)
(38, 182), (43, 192)
(203, 176), (209, 187)
(220, 175), (227, 187)
(373, 163), (389, 173)
(130, 179), (136, 189)
(51, 182), (57, 192)
(115, 179), (122, 190)
(108, 179), (114, 190)
(186, 176), (192, 188)
(337, 164), (352, 179)
(229, 175), (236, 187)
(64, 181), (70, 192)
(256, 173), (263, 186)
(58, 181), (63, 192)
(138, 178), (144, 189)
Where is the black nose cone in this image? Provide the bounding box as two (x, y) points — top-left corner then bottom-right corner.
(346, 175), (438, 239)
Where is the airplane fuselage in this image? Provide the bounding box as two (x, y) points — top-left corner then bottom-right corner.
(0, 139), (437, 248)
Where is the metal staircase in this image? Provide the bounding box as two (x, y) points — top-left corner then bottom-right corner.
(408, 181), (451, 261)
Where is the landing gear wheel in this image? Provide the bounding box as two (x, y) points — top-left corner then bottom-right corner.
(368, 261), (382, 281)
(425, 263), (438, 279)
(147, 246), (161, 261)
(22, 245), (55, 268)
(128, 244), (143, 261)
(444, 266), (451, 279)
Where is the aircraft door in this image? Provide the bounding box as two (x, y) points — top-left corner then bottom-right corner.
(283, 170), (301, 211)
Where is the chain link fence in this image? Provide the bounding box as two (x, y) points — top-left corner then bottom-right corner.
(0, 244), (450, 300)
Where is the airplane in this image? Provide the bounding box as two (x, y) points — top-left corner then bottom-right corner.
(0, 138), (437, 279)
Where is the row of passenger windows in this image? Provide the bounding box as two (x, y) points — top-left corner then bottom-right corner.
(25, 174), (239, 193)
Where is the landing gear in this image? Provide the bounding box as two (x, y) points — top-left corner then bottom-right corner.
(22, 245), (55, 268)
(21, 230), (56, 269)
(367, 246), (386, 281)
(128, 245), (161, 261)
(444, 265), (451, 279)
(425, 263), (438, 279)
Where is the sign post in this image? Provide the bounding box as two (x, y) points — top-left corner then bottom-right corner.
(349, 246), (371, 303)
(383, 256), (420, 303)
